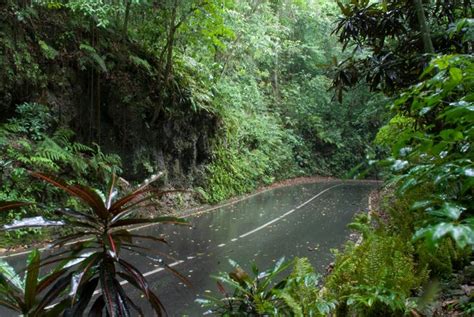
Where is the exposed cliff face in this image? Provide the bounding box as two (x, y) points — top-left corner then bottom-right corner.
(0, 5), (217, 186)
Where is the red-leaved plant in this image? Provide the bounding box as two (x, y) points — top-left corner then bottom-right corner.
(0, 172), (188, 316)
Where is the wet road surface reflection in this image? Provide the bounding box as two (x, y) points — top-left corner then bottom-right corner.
(0, 181), (378, 316)
(124, 181), (377, 316)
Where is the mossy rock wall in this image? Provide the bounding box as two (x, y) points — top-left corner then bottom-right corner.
(0, 4), (217, 186)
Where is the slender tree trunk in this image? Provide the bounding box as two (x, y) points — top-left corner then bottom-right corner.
(123, 0), (132, 35)
(413, 0), (435, 53)
(164, 0), (178, 87)
(152, 0), (178, 124)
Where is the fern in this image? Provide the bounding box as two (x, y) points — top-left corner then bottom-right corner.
(79, 43), (107, 72)
(277, 258), (336, 317)
(129, 55), (153, 74)
(38, 137), (70, 162)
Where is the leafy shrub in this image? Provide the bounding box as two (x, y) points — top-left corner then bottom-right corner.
(198, 258), (336, 316)
(384, 188), (470, 278)
(0, 103), (121, 243)
(384, 54), (474, 249)
(276, 258), (336, 317)
(0, 249), (69, 316)
(325, 218), (428, 316)
(198, 258), (293, 315)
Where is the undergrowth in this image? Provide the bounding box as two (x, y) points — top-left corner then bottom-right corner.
(0, 102), (121, 245)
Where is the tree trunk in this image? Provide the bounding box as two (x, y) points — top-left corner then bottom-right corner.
(413, 0), (435, 53)
(152, 0), (178, 124)
(123, 0), (132, 35)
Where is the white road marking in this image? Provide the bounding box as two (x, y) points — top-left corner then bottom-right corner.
(239, 184), (342, 239)
(0, 181), (347, 259)
(0, 184), (282, 259)
(114, 183), (344, 284)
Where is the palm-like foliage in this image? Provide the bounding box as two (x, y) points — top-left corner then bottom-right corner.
(1, 172), (188, 316)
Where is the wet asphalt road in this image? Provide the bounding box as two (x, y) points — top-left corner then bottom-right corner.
(0, 180), (378, 316)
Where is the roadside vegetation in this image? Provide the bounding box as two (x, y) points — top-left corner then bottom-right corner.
(0, 0), (472, 316)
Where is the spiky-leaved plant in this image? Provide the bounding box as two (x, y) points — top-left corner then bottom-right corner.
(0, 172), (188, 316)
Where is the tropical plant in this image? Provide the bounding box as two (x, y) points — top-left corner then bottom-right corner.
(275, 257), (336, 317)
(198, 257), (337, 316)
(0, 172), (188, 316)
(331, 0), (472, 98)
(386, 54), (474, 249)
(197, 258), (293, 316)
(325, 218), (428, 316)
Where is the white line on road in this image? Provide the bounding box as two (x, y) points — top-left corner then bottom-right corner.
(238, 184), (342, 239)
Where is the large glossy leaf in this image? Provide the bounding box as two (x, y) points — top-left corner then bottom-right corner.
(110, 216), (187, 228)
(89, 295), (105, 317)
(0, 298), (20, 312)
(414, 222), (474, 248)
(56, 208), (100, 228)
(47, 232), (94, 249)
(117, 272), (164, 317)
(25, 249), (40, 309)
(69, 277), (99, 317)
(110, 188), (182, 216)
(33, 272), (72, 314)
(3, 216), (64, 230)
(427, 202), (465, 220)
(36, 268), (69, 294)
(105, 173), (118, 210)
(31, 172), (108, 220)
(100, 256), (130, 317)
(42, 297), (72, 317)
(118, 259), (150, 296)
(69, 252), (101, 306)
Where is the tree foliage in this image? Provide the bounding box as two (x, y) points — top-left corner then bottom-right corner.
(332, 0), (473, 99)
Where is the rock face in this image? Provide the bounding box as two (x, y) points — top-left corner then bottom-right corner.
(0, 5), (217, 186)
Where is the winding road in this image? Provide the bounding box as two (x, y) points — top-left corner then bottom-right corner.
(0, 180), (379, 316)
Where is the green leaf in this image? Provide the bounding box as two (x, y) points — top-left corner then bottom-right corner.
(449, 67), (463, 83)
(0, 260), (24, 290)
(415, 222), (474, 249)
(428, 202), (465, 220)
(25, 249), (40, 309)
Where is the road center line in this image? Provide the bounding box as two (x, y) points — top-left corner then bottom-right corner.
(238, 184), (342, 239)
(111, 183), (345, 289)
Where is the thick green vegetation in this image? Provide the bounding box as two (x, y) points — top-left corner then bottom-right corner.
(199, 1), (473, 316)
(1, 0), (384, 207)
(0, 0), (472, 316)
